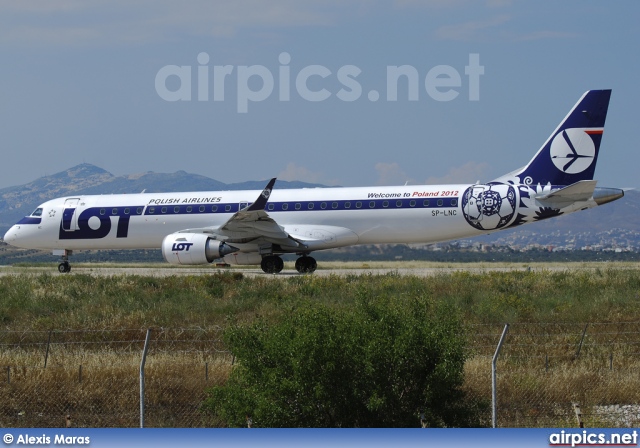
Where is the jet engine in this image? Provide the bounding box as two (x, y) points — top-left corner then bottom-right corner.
(162, 233), (237, 265)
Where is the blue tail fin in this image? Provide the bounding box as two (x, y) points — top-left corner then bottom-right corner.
(496, 90), (611, 186)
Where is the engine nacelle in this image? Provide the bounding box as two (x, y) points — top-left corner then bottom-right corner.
(162, 233), (237, 265)
(224, 252), (263, 266)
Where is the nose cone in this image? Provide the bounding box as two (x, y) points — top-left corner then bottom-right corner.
(4, 227), (14, 243)
(3, 226), (18, 245)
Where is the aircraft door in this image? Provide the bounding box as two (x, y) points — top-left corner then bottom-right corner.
(463, 185), (487, 224)
(61, 198), (80, 232)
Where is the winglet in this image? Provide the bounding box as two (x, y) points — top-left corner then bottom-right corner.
(247, 178), (276, 211)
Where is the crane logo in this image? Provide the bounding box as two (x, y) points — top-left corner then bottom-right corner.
(549, 128), (597, 174)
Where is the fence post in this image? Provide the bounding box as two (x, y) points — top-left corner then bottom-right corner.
(545, 354), (549, 372)
(575, 324), (588, 359)
(573, 402), (584, 428)
(140, 328), (152, 428)
(492, 323), (509, 428)
(44, 330), (53, 368)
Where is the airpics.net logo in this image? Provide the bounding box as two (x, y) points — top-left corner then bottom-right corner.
(155, 52), (484, 113)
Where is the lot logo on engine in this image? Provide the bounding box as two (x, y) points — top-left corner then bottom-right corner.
(172, 242), (193, 251)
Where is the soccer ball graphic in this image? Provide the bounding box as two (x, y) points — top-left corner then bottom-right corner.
(461, 183), (517, 230)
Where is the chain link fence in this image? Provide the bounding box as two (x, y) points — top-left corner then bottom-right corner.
(0, 328), (231, 427)
(1, 323), (640, 427)
(465, 322), (640, 428)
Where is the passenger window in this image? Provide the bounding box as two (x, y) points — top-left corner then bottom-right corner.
(369, 201), (375, 208)
(112, 208), (118, 215)
(136, 207), (142, 215)
(100, 209), (106, 215)
(186, 206), (192, 213)
(396, 200), (402, 207)
(345, 202), (351, 209)
(423, 200), (430, 207)
(148, 207), (155, 214)
(321, 202), (327, 209)
(124, 208), (130, 215)
(308, 203), (314, 210)
(437, 199), (443, 206)
(282, 203), (289, 211)
(174, 206), (180, 213)
(295, 203), (301, 210)
(382, 201), (389, 208)
(332, 202), (338, 209)
(225, 205), (231, 212)
(161, 207), (167, 214)
(451, 199), (458, 207)
(356, 202), (362, 209)
(268, 204), (275, 211)
(199, 206), (205, 212)
(409, 200), (416, 207)
(212, 205), (218, 212)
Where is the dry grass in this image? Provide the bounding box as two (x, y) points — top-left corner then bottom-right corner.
(464, 354), (640, 427)
(0, 349), (232, 427)
(1, 268), (640, 427)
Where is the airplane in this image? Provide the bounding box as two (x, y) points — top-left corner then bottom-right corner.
(3, 89), (624, 274)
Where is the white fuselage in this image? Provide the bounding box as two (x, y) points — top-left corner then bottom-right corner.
(2, 182), (600, 255)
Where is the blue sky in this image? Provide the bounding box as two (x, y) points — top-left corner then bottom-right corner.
(1, 1), (638, 190)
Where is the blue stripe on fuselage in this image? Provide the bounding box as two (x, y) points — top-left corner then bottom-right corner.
(143, 197), (460, 216)
(17, 217), (42, 225)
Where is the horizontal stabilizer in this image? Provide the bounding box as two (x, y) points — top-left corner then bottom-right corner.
(537, 180), (597, 206)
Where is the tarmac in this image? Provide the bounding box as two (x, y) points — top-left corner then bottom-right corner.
(0, 262), (626, 278)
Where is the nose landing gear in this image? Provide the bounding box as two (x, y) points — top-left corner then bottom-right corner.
(54, 249), (72, 273)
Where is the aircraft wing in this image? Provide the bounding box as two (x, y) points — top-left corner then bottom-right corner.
(177, 178), (306, 249)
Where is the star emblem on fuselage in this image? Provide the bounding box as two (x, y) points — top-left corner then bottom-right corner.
(49, 210), (56, 218)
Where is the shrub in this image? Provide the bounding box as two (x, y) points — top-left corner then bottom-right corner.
(203, 296), (483, 427)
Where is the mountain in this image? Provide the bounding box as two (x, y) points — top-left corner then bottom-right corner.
(0, 163), (325, 229)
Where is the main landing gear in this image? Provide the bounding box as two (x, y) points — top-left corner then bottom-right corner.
(260, 255), (284, 274)
(295, 256), (317, 274)
(259, 255), (318, 274)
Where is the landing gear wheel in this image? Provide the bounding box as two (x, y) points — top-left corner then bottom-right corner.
(261, 255), (284, 274)
(58, 262), (71, 273)
(295, 256), (317, 274)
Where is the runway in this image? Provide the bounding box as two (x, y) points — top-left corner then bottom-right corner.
(0, 261), (636, 278)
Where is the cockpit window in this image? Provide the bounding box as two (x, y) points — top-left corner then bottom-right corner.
(31, 208), (43, 217)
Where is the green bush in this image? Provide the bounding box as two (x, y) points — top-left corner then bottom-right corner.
(203, 296), (483, 427)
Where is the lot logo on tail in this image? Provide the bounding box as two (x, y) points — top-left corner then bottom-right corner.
(550, 128), (598, 174)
